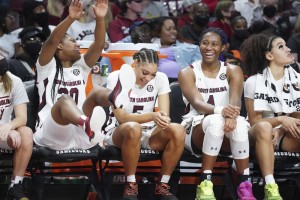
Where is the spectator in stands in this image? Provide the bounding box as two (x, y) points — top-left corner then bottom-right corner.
(287, 14), (300, 70)
(67, 0), (112, 49)
(208, 0), (236, 40)
(108, 0), (144, 42)
(179, 27), (256, 200)
(47, 0), (71, 26)
(128, 20), (152, 43)
(0, 5), (19, 58)
(105, 48), (185, 200)
(234, 0), (260, 27)
(141, 0), (169, 19)
(0, 57), (33, 200)
(21, 0), (55, 38)
(33, 0), (112, 150)
(252, 0), (279, 22)
(250, 0), (281, 36)
(177, 0), (200, 28)
(202, 0), (218, 16)
(180, 2), (209, 45)
(241, 33), (297, 200)
(229, 15), (249, 51)
(151, 17), (201, 83)
(8, 26), (46, 85)
(110, 0), (123, 19)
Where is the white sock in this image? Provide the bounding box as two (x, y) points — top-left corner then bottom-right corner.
(126, 175), (136, 183)
(160, 175), (170, 183)
(265, 174), (275, 185)
(242, 168), (250, 175)
(203, 170), (212, 180)
(203, 170), (212, 174)
(10, 176), (24, 188)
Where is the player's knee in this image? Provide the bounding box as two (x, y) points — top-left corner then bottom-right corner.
(203, 114), (224, 138)
(58, 94), (73, 103)
(122, 122), (142, 140)
(167, 123), (185, 142)
(230, 117), (249, 142)
(253, 122), (273, 141)
(18, 126), (33, 147)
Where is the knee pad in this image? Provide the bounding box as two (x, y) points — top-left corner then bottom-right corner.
(202, 114), (225, 156)
(202, 114), (225, 137)
(228, 117), (249, 142)
(229, 117), (250, 159)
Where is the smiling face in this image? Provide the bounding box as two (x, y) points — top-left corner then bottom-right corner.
(267, 37), (294, 67)
(199, 32), (225, 64)
(135, 62), (157, 87)
(160, 19), (177, 46)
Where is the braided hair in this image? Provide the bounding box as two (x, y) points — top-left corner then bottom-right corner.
(51, 54), (65, 103)
(133, 48), (159, 65)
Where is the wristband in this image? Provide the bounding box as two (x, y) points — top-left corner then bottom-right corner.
(214, 106), (224, 114)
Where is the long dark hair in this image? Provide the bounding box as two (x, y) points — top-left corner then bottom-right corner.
(52, 54), (65, 103)
(240, 33), (279, 76)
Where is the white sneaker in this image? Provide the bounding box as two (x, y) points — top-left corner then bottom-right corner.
(88, 106), (106, 145)
(108, 64), (135, 108)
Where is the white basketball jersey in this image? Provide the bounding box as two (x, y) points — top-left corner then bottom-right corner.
(36, 56), (91, 127)
(0, 72), (29, 124)
(183, 60), (229, 117)
(105, 70), (170, 130)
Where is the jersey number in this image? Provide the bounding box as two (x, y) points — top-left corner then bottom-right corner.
(133, 105), (144, 113)
(58, 88), (79, 104)
(207, 95), (215, 105)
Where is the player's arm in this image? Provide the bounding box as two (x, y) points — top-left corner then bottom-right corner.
(178, 66), (214, 115)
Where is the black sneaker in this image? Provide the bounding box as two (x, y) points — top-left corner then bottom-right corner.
(108, 64), (135, 109)
(154, 182), (178, 200)
(6, 182), (29, 200)
(122, 182), (138, 200)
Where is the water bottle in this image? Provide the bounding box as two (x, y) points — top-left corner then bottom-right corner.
(100, 64), (109, 86)
(92, 62), (101, 87)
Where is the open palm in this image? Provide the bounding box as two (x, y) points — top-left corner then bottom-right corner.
(69, 0), (84, 20)
(93, 0), (108, 18)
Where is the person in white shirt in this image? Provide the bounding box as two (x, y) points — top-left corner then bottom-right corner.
(234, 0), (260, 27)
(34, 0), (110, 150)
(241, 33), (295, 200)
(141, 0), (169, 19)
(0, 58), (33, 200)
(104, 48), (185, 200)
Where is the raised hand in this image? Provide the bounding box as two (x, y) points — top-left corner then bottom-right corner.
(93, 0), (108, 19)
(69, 0), (84, 20)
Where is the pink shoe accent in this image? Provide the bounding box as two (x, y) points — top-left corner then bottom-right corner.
(237, 181), (256, 200)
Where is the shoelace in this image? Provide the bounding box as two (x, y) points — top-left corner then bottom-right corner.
(156, 183), (172, 195)
(124, 183), (137, 196)
(239, 187), (254, 197)
(267, 185), (280, 196)
(200, 183), (213, 195)
(10, 183), (26, 198)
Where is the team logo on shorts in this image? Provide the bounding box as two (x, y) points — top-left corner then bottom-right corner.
(73, 69), (80, 76)
(219, 73), (226, 80)
(147, 85), (154, 92)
